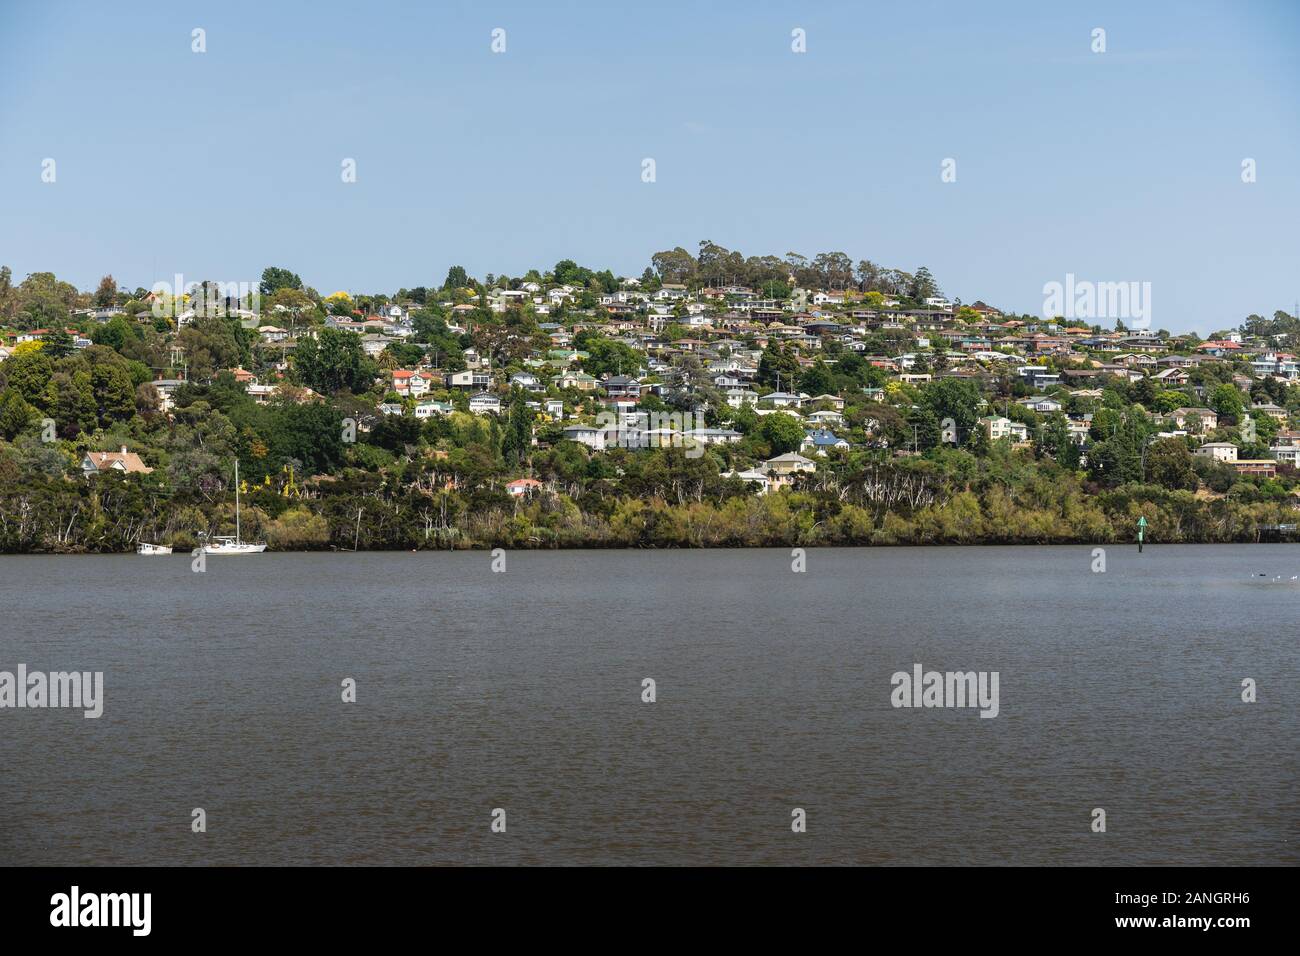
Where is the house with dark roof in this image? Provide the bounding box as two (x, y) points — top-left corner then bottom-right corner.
(801, 430), (850, 456)
(601, 375), (642, 400)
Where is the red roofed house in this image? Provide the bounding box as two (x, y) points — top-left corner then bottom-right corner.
(506, 478), (543, 497)
(82, 446), (154, 479)
(392, 369), (432, 398)
(1197, 341), (1242, 357)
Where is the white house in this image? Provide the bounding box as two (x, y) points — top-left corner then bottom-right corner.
(1195, 442), (1238, 462)
(723, 468), (772, 494)
(562, 424), (606, 450)
(684, 428), (743, 446)
(469, 392), (502, 415)
(807, 394), (846, 411)
(763, 452), (817, 476)
(488, 289), (531, 313)
(805, 409), (845, 428)
(1020, 396), (1063, 414)
(247, 383), (277, 404)
(510, 371), (543, 392)
(801, 430), (850, 456)
(392, 369), (432, 398)
(723, 388), (758, 408)
(980, 416), (1029, 442)
(760, 391), (802, 409)
(414, 400), (454, 419)
(360, 333), (390, 357)
(1269, 444), (1300, 465)
(506, 478), (543, 496)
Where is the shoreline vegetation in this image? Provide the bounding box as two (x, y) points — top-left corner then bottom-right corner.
(4, 449), (1299, 554)
(4, 250), (1300, 554)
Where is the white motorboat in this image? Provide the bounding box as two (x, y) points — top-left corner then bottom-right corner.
(137, 542), (172, 555)
(202, 459), (267, 555)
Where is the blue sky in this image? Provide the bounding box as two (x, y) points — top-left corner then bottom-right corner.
(1, 0), (1297, 333)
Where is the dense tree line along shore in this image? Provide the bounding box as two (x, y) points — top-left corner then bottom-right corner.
(2, 246), (1299, 553)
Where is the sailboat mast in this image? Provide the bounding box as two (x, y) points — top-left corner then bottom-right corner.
(235, 459), (241, 545)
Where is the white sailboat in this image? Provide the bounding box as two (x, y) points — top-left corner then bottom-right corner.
(202, 459), (267, 555)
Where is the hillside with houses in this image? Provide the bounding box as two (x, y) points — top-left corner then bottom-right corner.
(2, 248), (1300, 552)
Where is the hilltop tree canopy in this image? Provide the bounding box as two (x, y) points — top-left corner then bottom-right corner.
(3, 254), (1300, 556)
(293, 327), (375, 394)
(259, 267), (304, 297)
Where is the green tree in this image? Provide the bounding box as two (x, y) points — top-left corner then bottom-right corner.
(922, 378), (982, 435)
(649, 247), (697, 285)
(15, 271), (77, 330)
(259, 267), (304, 297)
(553, 259), (592, 286)
(1249, 410), (1280, 446)
(41, 326), (75, 360)
(908, 266), (939, 301)
(1146, 437), (1198, 491)
(1209, 383), (1245, 423)
(906, 406), (941, 451)
(91, 314), (139, 352)
(294, 328), (374, 393)
(90, 363), (136, 424)
(760, 413), (806, 455)
(1086, 417), (1146, 486)
(757, 341), (799, 390)
(797, 360), (836, 396)
(54, 370), (97, 437)
(2, 349), (54, 406)
(443, 265), (469, 290)
(0, 388), (35, 439)
(501, 391), (534, 464)
(94, 275), (118, 308)
(267, 402), (345, 474)
(576, 335), (642, 379)
(1039, 413), (1081, 468)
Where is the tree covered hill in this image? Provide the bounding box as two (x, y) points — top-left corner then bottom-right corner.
(2, 253), (1299, 552)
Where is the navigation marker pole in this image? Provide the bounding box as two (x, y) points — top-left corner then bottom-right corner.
(1137, 515), (1147, 553)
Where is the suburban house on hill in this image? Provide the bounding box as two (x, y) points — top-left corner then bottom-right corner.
(602, 375), (643, 400)
(763, 452), (817, 477)
(468, 392), (502, 415)
(506, 478), (543, 497)
(82, 447), (153, 478)
(1170, 407), (1219, 433)
(979, 416), (1030, 442)
(1194, 442), (1238, 462)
